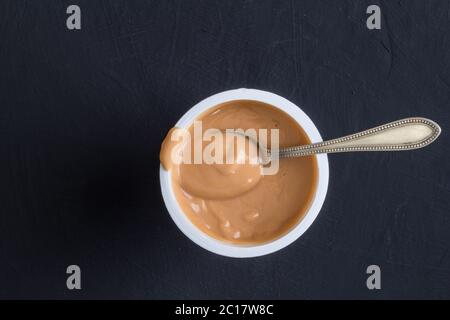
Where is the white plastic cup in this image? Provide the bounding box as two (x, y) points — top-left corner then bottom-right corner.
(160, 88), (329, 258)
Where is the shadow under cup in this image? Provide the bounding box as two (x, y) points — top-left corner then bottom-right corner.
(160, 89), (329, 258)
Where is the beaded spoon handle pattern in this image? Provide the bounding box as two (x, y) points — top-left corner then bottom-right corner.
(274, 117), (441, 159)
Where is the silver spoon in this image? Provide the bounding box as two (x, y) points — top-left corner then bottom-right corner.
(240, 117), (441, 164)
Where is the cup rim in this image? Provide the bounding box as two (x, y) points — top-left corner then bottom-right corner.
(159, 88), (329, 258)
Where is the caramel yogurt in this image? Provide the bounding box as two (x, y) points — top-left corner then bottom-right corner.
(160, 100), (318, 244)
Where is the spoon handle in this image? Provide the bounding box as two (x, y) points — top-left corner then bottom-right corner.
(278, 117), (441, 157)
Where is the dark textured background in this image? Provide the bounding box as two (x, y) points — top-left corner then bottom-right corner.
(0, 0), (449, 299)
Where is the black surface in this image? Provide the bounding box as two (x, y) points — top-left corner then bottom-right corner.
(0, 0), (449, 299)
